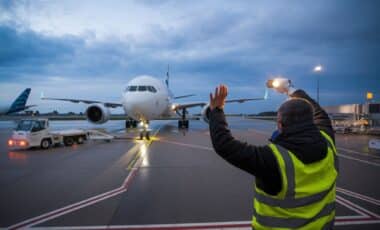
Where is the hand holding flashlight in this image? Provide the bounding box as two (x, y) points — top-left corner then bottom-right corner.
(266, 78), (294, 95)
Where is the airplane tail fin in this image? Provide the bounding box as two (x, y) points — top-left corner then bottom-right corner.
(8, 88), (32, 113)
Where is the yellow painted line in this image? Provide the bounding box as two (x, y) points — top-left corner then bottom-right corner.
(126, 127), (162, 170)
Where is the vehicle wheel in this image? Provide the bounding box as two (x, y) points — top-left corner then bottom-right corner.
(139, 132), (144, 140)
(178, 120), (183, 129)
(132, 120), (138, 128)
(77, 136), (84, 144)
(145, 131), (150, 140)
(64, 137), (74, 146)
(40, 139), (51, 149)
(184, 120), (189, 129)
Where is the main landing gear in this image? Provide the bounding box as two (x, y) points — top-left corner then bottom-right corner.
(125, 119), (138, 129)
(139, 121), (150, 140)
(178, 108), (189, 129)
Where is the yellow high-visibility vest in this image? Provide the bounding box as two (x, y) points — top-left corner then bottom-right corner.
(252, 131), (339, 230)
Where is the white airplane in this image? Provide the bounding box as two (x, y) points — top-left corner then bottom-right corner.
(0, 88), (35, 115)
(42, 74), (268, 139)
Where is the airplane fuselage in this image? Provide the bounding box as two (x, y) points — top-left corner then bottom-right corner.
(122, 76), (174, 122)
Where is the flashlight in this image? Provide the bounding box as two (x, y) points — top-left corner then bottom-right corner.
(266, 78), (291, 89)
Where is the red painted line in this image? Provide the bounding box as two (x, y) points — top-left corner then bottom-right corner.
(119, 223), (251, 230)
(335, 217), (374, 222)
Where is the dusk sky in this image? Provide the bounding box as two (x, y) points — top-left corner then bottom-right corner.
(0, 0), (379, 114)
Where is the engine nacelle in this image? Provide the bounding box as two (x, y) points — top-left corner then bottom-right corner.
(85, 104), (110, 124)
(201, 104), (211, 124)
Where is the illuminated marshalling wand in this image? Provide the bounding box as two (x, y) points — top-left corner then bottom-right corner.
(313, 65), (323, 103)
(266, 78), (292, 90)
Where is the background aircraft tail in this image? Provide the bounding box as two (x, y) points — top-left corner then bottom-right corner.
(7, 88), (32, 114)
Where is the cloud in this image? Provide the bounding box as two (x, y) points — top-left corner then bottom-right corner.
(0, 0), (379, 113)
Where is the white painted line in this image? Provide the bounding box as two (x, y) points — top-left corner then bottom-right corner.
(337, 195), (380, 218)
(337, 147), (380, 160)
(26, 217), (380, 229)
(338, 153), (380, 167)
(337, 187), (380, 206)
(8, 123), (157, 229)
(8, 187), (127, 229)
(336, 215), (371, 220)
(335, 219), (380, 226)
(336, 196), (369, 217)
(20, 189), (127, 229)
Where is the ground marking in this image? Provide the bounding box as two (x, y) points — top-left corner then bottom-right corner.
(8, 126), (380, 229)
(337, 153), (380, 167)
(337, 187), (380, 206)
(247, 129), (380, 167)
(8, 126), (163, 229)
(337, 147), (380, 160)
(158, 139), (214, 151)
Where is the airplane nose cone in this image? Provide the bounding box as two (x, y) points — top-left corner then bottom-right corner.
(124, 94), (155, 120)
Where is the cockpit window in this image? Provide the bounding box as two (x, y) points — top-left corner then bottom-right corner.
(126, 85), (157, 93)
(138, 86), (147, 91)
(128, 86), (137, 92)
(148, 86), (157, 93)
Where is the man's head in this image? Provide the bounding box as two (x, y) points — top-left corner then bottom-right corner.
(277, 98), (314, 131)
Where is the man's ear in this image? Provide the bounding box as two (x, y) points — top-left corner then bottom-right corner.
(277, 121), (283, 132)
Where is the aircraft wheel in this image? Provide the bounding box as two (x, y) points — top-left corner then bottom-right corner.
(132, 120), (138, 128)
(139, 132), (144, 140)
(184, 120), (189, 129)
(178, 120), (183, 129)
(145, 131), (150, 140)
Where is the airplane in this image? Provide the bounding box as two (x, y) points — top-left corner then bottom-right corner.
(42, 73), (268, 140)
(0, 88), (35, 115)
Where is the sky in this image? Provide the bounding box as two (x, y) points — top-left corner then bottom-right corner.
(0, 0), (379, 114)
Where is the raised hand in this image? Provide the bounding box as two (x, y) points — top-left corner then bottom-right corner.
(210, 84), (228, 110)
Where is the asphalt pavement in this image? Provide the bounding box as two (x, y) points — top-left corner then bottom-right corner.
(0, 118), (379, 229)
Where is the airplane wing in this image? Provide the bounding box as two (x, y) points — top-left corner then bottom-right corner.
(41, 93), (122, 108)
(173, 89), (268, 110)
(24, 105), (37, 109)
(173, 94), (196, 99)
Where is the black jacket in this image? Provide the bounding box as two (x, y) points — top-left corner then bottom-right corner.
(209, 90), (335, 195)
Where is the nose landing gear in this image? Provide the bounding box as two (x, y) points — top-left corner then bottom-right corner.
(178, 108), (189, 129)
(125, 119), (138, 129)
(138, 121), (150, 140)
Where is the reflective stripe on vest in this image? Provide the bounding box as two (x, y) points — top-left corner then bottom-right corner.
(253, 131), (338, 229)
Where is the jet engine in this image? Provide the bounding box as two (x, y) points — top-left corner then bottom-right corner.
(201, 104), (211, 123)
(86, 104), (110, 124)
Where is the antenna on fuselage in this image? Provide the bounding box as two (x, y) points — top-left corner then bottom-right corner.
(165, 64), (170, 88)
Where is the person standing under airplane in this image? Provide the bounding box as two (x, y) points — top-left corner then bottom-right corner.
(208, 82), (338, 229)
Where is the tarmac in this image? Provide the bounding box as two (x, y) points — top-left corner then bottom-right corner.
(0, 118), (379, 229)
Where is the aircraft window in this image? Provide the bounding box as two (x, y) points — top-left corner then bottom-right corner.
(128, 86), (137, 92)
(148, 86), (157, 93)
(138, 86), (147, 92)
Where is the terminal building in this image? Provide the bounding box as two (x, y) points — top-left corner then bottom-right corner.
(324, 102), (380, 134)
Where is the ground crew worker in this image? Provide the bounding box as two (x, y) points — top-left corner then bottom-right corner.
(208, 82), (338, 230)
